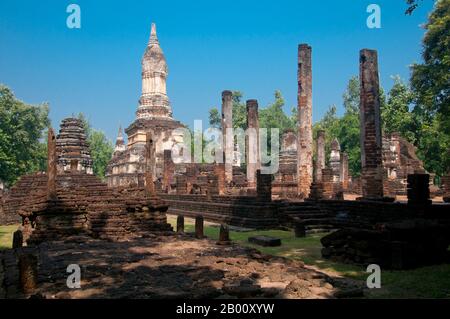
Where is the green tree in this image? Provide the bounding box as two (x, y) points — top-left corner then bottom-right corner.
(260, 90), (296, 133)
(342, 76), (360, 115)
(77, 113), (113, 180)
(411, 0), (450, 174)
(208, 90), (296, 133)
(405, 0), (425, 15)
(411, 0), (449, 126)
(208, 108), (221, 128)
(0, 85), (49, 186)
(314, 76), (363, 176)
(382, 76), (416, 142)
(208, 91), (247, 129)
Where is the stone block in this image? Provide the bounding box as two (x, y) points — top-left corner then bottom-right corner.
(248, 235), (281, 247)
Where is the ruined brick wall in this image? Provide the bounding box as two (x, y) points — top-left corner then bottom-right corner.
(3, 172), (172, 243)
(382, 133), (427, 196)
(317, 199), (450, 230)
(0, 190), (19, 225)
(161, 193), (279, 229)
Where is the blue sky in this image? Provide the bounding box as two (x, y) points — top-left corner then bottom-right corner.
(0, 0), (435, 142)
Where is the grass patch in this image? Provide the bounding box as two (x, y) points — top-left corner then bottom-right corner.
(0, 225), (19, 250)
(167, 215), (450, 298)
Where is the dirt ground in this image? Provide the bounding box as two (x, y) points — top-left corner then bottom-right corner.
(0, 234), (362, 299)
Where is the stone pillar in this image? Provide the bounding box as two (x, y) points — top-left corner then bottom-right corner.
(442, 174), (450, 203)
(246, 99), (260, 188)
(176, 215), (184, 234)
(215, 163), (226, 195)
(407, 174), (431, 206)
(315, 130), (326, 182)
(294, 219), (306, 238)
(297, 44), (313, 198)
(145, 132), (156, 196)
(359, 49), (384, 199)
(19, 253), (38, 294)
(256, 169), (272, 201)
(195, 215), (204, 239)
(163, 150), (174, 193)
(217, 224), (231, 245)
(340, 152), (349, 190)
(222, 90), (233, 183)
(12, 229), (23, 249)
(47, 128), (57, 200)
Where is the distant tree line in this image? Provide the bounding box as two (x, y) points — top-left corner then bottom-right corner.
(208, 1), (450, 179)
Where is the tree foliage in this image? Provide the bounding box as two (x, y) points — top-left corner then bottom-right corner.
(382, 76), (416, 142)
(410, 0), (450, 174)
(77, 113), (113, 180)
(208, 90), (296, 133)
(0, 85), (49, 187)
(405, 0), (425, 15)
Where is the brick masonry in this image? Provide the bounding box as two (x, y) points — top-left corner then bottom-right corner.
(359, 49), (384, 199)
(297, 44), (313, 199)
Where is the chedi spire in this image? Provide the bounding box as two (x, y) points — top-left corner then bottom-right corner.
(149, 23), (159, 45)
(137, 22), (173, 119)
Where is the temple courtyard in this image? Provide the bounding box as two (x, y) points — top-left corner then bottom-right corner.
(1, 216), (449, 299)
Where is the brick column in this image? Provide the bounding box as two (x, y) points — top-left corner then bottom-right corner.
(321, 168), (334, 200)
(315, 130), (325, 182)
(222, 90), (233, 183)
(47, 128), (57, 200)
(162, 150), (174, 193)
(256, 169), (272, 201)
(195, 215), (204, 239)
(215, 163), (226, 195)
(297, 44), (313, 198)
(145, 132), (156, 196)
(359, 49), (384, 199)
(340, 152), (349, 190)
(246, 99), (260, 188)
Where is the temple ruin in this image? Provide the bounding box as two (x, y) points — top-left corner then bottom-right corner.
(106, 23), (184, 188)
(1, 24), (449, 302)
